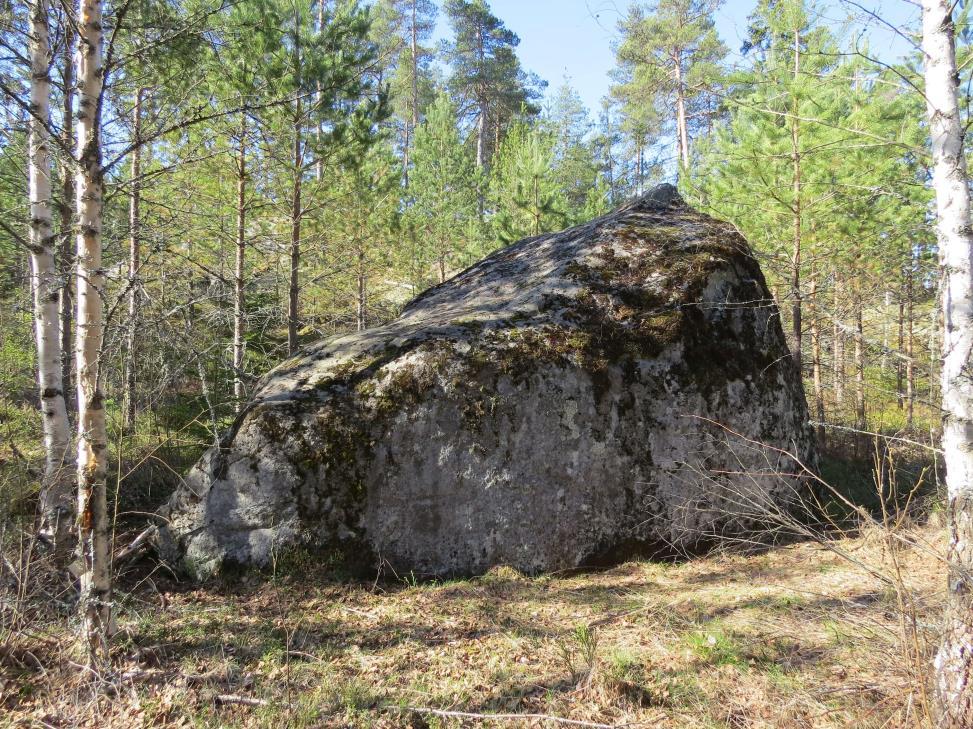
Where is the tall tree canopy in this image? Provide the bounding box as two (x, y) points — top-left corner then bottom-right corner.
(442, 0), (544, 168)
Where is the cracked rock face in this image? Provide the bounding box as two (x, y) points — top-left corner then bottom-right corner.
(157, 184), (814, 579)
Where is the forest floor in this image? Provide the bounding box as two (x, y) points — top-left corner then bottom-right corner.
(1, 519), (945, 729)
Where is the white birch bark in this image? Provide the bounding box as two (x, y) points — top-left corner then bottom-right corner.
(75, 0), (111, 663)
(922, 1), (973, 724)
(29, 0), (73, 553)
(59, 21), (75, 413)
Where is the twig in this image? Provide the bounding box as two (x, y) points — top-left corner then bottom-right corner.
(214, 694), (268, 707)
(120, 668), (167, 684)
(810, 422), (945, 454)
(113, 525), (158, 565)
(402, 706), (628, 728)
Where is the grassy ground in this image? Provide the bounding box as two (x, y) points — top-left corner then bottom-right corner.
(1, 519), (944, 728)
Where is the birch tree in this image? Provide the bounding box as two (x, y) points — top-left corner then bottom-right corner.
(75, 0), (111, 662)
(923, 0), (973, 723)
(28, 0), (73, 553)
(58, 18), (74, 411)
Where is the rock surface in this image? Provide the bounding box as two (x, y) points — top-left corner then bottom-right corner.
(157, 185), (814, 578)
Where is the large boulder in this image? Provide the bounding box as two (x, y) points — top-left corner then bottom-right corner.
(158, 185), (814, 578)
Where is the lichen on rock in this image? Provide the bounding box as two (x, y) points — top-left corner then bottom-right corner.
(156, 184), (814, 579)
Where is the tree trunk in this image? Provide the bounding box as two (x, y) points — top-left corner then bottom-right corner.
(75, 0), (111, 664)
(475, 110), (486, 169)
(673, 50), (690, 173)
(810, 277), (824, 442)
(833, 272), (845, 411)
(234, 110), (247, 409)
(931, 289), (942, 421)
(897, 292), (905, 409)
(122, 88), (143, 430)
(790, 29), (803, 373)
(288, 105), (302, 357)
(357, 244), (366, 332)
(402, 0), (420, 187)
(881, 289), (891, 372)
(315, 0), (325, 182)
(906, 262), (915, 429)
(29, 0), (73, 553)
(854, 290), (866, 433)
(59, 20), (74, 413)
(922, 4), (973, 721)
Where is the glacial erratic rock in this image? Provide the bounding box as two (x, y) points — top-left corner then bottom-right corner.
(158, 184), (814, 578)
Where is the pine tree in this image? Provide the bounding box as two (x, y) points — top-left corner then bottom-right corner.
(613, 0), (727, 175)
(215, 0), (296, 405)
(689, 0), (839, 371)
(322, 143), (402, 329)
(544, 82), (602, 221)
(371, 0), (438, 184)
(488, 120), (568, 243)
(408, 92), (480, 284)
(443, 0), (543, 168)
(259, 0), (384, 355)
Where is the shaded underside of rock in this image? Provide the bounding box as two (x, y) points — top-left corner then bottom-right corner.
(157, 184), (814, 579)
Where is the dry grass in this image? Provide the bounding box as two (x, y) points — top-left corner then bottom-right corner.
(0, 520), (945, 729)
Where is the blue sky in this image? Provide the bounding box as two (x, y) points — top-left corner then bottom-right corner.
(434, 0), (921, 113)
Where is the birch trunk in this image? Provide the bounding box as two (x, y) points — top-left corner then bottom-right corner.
(59, 21), (75, 413)
(923, 3), (973, 722)
(75, 0), (111, 662)
(30, 0), (73, 552)
(122, 88), (143, 430)
(233, 110), (247, 409)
